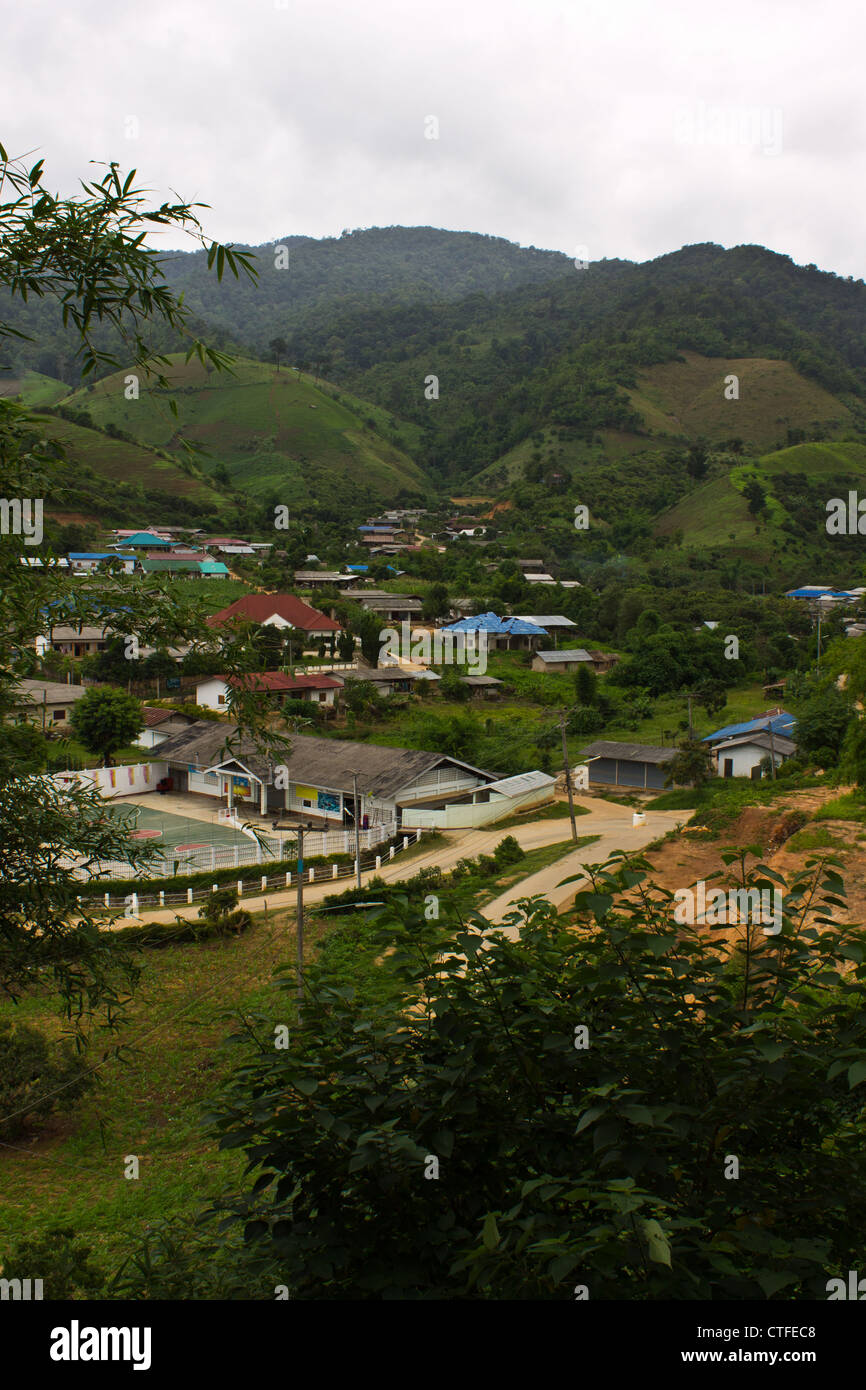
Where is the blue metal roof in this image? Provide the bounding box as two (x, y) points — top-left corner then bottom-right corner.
(346, 564), (368, 573)
(442, 611), (548, 636)
(786, 586), (854, 598)
(69, 552), (125, 560)
(703, 711), (797, 743)
(122, 532), (172, 547)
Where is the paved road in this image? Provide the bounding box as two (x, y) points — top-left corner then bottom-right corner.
(478, 803), (688, 936)
(116, 796), (689, 928)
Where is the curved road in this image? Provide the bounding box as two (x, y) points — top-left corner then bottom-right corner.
(117, 796), (689, 930)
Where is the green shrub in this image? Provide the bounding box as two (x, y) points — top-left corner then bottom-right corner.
(0, 1021), (93, 1140)
(0, 1227), (104, 1299)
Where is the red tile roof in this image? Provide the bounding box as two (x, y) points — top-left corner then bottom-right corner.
(143, 706), (176, 726)
(207, 593), (340, 633)
(226, 671), (343, 693)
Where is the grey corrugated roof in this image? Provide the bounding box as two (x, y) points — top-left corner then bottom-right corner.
(579, 739), (678, 764)
(156, 721), (494, 797)
(15, 679), (88, 703)
(714, 732), (798, 755)
(486, 770), (557, 795)
(535, 648), (592, 663)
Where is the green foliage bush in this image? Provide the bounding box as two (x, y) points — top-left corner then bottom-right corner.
(0, 1021), (94, 1140)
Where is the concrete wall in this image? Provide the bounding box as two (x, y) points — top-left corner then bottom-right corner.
(401, 783), (554, 830)
(53, 762), (167, 799)
(716, 743), (784, 778)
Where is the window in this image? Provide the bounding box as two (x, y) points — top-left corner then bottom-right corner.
(218, 694), (226, 704)
(52, 709), (66, 721)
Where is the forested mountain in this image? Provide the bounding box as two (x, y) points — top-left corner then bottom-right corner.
(7, 226), (866, 575)
(156, 225), (573, 349)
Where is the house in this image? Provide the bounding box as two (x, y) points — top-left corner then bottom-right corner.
(513, 615), (577, 645)
(141, 557), (230, 578)
(460, 675), (504, 698)
(37, 624), (110, 657)
(68, 552), (137, 575)
(343, 591), (423, 622)
(134, 706), (199, 750)
(153, 720), (497, 826)
(12, 678), (89, 728)
(524, 573), (557, 585)
(141, 558), (207, 576)
(195, 672), (343, 710)
(702, 711), (797, 746)
(294, 571), (356, 589)
(207, 593), (341, 644)
(441, 612), (548, 652)
(578, 740), (679, 790)
(515, 559), (546, 573)
(401, 769), (557, 830)
(532, 648), (594, 673)
(342, 664), (441, 696)
(113, 531), (173, 550)
(587, 650), (620, 674)
(358, 525), (407, 546)
(714, 731), (798, 780)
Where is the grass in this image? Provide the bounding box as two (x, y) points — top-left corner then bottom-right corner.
(0, 917), (297, 1275)
(491, 799), (590, 830)
(812, 792), (866, 823)
(648, 771), (825, 828)
(62, 356), (427, 511)
(0, 823), (572, 1278)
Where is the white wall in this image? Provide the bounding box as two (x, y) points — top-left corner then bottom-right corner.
(196, 678), (229, 710)
(715, 743), (784, 778)
(53, 761), (168, 799)
(401, 783), (554, 830)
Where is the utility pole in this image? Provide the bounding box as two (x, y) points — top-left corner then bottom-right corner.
(687, 693), (694, 739)
(352, 771), (362, 889)
(295, 822), (311, 1017)
(768, 722), (777, 781)
(559, 709), (578, 842)
(816, 611), (823, 669)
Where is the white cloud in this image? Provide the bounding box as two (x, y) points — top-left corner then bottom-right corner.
(4, 0), (864, 276)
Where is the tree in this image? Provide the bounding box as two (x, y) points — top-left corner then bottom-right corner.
(573, 663), (597, 706)
(70, 687), (143, 765)
(795, 685), (853, 763)
(0, 142), (281, 1031)
(270, 336), (288, 373)
(201, 853), (866, 1299)
(422, 582), (450, 623)
(743, 479), (767, 516)
(664, 736), (715, 788)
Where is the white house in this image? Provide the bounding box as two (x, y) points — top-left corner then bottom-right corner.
(195, 672), (343, 710)
(714, 731), (798, 779)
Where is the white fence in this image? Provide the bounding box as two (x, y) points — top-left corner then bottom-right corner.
(66, 817), (400, 882)
(84, 831), (425, 910)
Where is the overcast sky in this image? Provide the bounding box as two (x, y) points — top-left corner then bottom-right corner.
(7, 0), (865, 276)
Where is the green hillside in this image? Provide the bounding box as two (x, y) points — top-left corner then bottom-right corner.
(62, 355), (428, 510)
(0, 369), (70, 407)
(654, 440), (866, 570)
(627, 351), (852, 449)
